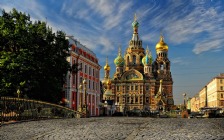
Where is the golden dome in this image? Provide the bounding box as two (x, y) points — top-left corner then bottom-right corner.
(155, 35), (168, 51)
(104, 57), (110, 70)
(102, 79), (108, 85)
(107, 78), (111, 85)
(104, 64), (110, 71)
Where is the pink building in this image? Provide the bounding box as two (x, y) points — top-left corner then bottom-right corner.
(63, 36), (101, 116)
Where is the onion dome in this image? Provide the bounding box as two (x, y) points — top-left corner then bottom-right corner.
(101, 79), (108, 85)
(104, 77), (114, 96)
(104, 57), (110, 71)
(142, 46), (153, 65)
(155, 35), (168, 52)
(107, 78), (112, 85)
(114, 47), (125, 67)
(132, 14), (139, 28)
(104, 89), (113, 96)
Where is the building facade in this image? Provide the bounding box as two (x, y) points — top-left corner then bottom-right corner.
(102, 15), (174, 114)
(190, 94), (200, 112)
(64, 37), (101, 116)
(190, 73), (224, 112)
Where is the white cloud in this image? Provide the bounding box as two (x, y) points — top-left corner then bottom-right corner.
(2, 0), (224, 56)
(85, 0), (133, 30)
(87, 0), (115, 17)
(103, 2), (132, 29)
(193, 38), (223, 54)
(0, 0), (48, 23)
(171, 57), (183, 64)
(98, 37), (115, 54)
(145, 1), (224, 54)
(171, 57), (191, 66)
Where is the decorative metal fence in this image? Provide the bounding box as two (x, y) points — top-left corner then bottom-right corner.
(0, 97), (83, 125)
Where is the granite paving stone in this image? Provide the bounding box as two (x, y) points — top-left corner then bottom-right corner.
(0, 117), (223, 140)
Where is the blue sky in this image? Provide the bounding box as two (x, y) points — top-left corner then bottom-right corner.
(1, 0), (224, 105)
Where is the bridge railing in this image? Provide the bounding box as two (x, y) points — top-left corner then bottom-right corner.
(0, 97), (83, 125)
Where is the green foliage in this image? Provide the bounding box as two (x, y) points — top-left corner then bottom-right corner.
(0, 8), (70, 103)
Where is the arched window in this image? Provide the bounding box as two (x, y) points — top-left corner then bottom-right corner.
(133, 55), (136, 64)
(161, 64), (164, 70)
(116, 67), (119, 73)
(146, 97), (149, 103)
(127, 56), (130, 65)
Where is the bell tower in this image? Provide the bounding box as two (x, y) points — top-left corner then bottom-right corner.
(154, 34), (174, 109)
(154, 34), (172, 80)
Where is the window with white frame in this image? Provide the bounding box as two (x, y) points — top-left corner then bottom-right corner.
(89, 67), (91, 75)
(85, 65), (87, 73)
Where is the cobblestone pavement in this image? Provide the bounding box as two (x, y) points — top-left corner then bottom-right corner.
(0, 117), (224, 140)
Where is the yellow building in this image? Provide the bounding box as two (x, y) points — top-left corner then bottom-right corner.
(190, 94), (200, 112)
(102, 15), (174, 114)
(199, 87), (207, 108)
(191, 73), (224, 112)
(207, 73), (224, 107)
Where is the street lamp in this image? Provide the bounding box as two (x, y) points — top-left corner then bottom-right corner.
(83, 78), (89, 118)
(115, 102), (119, 112)
(17, 89), (20, 98)
(77, 84), (83, 118)
(104, 100), (108, 116)
(183, 93), (186, 110)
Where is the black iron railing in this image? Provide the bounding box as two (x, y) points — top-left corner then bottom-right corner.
(0, 97), (84, 125)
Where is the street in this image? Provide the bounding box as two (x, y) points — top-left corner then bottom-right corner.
(0, 117), (224, 140)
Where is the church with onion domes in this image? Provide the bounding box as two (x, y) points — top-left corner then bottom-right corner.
(102, 15), (174, 114)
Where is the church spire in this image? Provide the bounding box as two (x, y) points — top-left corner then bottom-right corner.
(131, 13), (139, 41)
(104, 56), (110, 78)
(118, 45), (122, 56)
(134, 13), (137, 21)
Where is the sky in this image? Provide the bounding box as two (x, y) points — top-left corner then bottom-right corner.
(1, 0), (224, 105)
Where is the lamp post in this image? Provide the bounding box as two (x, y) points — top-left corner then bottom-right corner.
(77, 84), (83, 118)
(183, 93), (186, 110)
(104, 100), (108, 116)
(83, 78), (89, 118)
(115, 102), (120, 115)
(115, 102), (119, 112)
(17, 89), (20, 98)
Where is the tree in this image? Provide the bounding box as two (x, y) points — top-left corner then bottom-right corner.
(0, 9), (70, 103)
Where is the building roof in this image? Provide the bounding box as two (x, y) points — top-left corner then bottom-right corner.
(67, 36), (96, 57)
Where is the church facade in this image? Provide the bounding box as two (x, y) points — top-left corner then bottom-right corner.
(102, 15), (174, 113)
